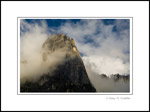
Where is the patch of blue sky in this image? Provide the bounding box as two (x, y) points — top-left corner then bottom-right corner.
(102, 19), (116, 25)
(24, 19), (81, 27)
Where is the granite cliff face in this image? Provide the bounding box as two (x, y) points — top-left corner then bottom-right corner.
(21, 34), (96, 92)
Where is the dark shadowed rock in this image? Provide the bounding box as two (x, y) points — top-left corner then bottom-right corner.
(110, 74), (129, 82)
(21, 34), (96, 92)
(99, 74), (108, 79)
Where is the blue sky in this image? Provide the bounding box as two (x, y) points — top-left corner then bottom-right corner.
(20, 19), (130, 76)
(23, 19), (129, 32)
(24, 19), (80, 28)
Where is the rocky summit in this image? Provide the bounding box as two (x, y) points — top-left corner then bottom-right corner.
(21, 34), (96, 92)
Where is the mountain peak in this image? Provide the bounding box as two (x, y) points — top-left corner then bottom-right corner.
(21, 34), (96, 92)
(42, 34), (80, 61)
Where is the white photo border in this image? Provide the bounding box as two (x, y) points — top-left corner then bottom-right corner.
(17, 17), (133, 95)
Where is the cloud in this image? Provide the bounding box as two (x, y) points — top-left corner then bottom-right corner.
(56, 19), (130, 76)
(85, 62), (129, 92)
(20, 20), (67, 83)
(83, 56), (129, 76)
(83, 57), (129, 92)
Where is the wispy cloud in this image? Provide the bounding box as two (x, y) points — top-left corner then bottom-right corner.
(20, 20), (67, 83)
(56, 19), (130, 76)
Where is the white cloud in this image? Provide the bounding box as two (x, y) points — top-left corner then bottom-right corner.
(83, 56), (129, 76)
(20, 20), (67, 83)
(85, 62), (129, 92)
(57, 19), (130, 76)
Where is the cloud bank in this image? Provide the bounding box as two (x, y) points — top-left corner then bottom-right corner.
(84, 57), (129, 92)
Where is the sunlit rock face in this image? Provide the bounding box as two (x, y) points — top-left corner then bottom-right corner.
(21, 34), (96, 92)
